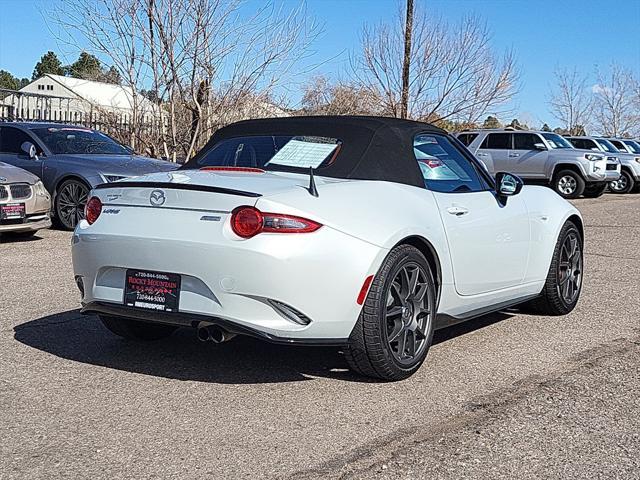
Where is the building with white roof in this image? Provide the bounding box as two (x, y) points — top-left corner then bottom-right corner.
(1, 74), (158, 124)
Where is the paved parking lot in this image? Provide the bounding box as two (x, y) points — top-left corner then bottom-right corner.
(1, 194), (639, 479)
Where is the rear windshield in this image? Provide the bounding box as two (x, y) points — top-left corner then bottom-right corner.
(194, 135), (342, 171)
(32, 127), (130, 155)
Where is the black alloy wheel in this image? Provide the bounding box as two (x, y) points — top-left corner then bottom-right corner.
(345, 244), (437, 381)
(55, 179), (89, 230)
(525, 220), (583, 315)
(385, 263), (432, 365)
(556, 230), (583, 306)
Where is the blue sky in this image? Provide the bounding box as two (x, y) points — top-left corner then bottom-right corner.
(1, 0), (639, 127)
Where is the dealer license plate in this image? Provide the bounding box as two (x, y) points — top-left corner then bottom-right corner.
(124, 269), (181, 312)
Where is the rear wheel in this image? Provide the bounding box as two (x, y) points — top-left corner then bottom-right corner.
(345, 245), (437, 381)
(54, 179), (89, 230)
(99, 315), (177, 341)
(526, 221), (583, 315)
(553, 170), (585, 199)
(582, 183), (607, 198)
(609, 170), (635, 194)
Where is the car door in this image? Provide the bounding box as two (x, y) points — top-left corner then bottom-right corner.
(0, 126), (44, 178)
(476, 132), (511, 174)
(509, 132), (548, 179)
(413, 133), (529, 296)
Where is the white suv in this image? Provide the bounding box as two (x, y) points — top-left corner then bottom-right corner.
(458, 129), (621, 199)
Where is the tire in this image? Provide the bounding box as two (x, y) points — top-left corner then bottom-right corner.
(526, 221), (583, 316)
(344, 245), (437, 381)
(609, 170), (635, 194)
(553, 170), (585, 199)
(5, 230), (38, 239)
(99, 315), (177, 341)
(54, 178), (90, 230)
(582, 183), (607, 198)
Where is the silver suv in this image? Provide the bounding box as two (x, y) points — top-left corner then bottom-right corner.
(568, 136), (640, 194)
(458, 129), (621, 199)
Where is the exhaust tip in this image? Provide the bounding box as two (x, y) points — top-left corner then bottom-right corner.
(209, 326), (225, 343)
(196, 322), (236, 343)
(196, 325), (210, 342)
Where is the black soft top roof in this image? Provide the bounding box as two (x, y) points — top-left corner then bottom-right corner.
(183, 115), (447, 188)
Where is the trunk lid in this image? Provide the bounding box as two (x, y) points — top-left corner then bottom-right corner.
(93, 169), (332, 212)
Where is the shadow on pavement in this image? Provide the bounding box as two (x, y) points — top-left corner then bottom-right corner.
(14, 309), (513, 384)
(0, 233), (44, 243)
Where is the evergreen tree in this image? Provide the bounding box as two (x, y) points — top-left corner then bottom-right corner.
(482, 115), (501, 129)
(99, 66), (122, 85)
(541, 123), (552, 132)
(32, 51), (65, 80)
(0, 70), (20, 90)
(68, 52), (102, 80)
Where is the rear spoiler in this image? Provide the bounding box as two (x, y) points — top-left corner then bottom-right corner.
(94, 181), (261, 198)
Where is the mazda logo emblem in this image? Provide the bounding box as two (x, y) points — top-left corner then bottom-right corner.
(149, 189), (166, 206)
(0, 177), (6, 183)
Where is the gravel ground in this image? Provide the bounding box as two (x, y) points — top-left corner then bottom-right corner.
(1, 193), (639, 479)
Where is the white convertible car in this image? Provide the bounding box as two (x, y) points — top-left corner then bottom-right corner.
(72, 117), (584, 380)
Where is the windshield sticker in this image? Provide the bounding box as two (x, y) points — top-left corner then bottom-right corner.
(266, 139), (338, 169)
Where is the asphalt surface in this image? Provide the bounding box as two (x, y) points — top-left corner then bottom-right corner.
(1, 193), (639, 479)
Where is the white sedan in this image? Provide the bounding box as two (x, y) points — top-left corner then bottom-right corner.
(72, 116), (584, 380)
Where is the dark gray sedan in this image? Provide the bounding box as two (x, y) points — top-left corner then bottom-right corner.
(0, 122), (178, 229)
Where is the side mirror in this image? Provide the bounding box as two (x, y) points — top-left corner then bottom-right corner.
(21, 142), (38, 160)
(496, 172), (524, 198)
(533, 143), (547, 150)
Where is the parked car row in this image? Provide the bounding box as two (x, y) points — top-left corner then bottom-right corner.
(1, 121), (637, 241)
(457, 128), (640, 199)
(0, 122), (179, 237)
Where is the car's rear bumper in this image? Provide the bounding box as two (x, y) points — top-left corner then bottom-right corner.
(81, 301), (349, 345)
(72, 219), (385, 341)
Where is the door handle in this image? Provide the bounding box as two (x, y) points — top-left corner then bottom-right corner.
(477, 152), (488, 157)
(509, 153), (520, 158)
(447, 206), (469, 216)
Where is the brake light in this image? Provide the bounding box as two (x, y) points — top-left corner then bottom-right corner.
(230, 206), (322, 238)
(85, 196), (102, 225)
(201, 167), (265, 173)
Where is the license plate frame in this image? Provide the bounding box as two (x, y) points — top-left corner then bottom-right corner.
(0, 203), (26, 221)
(124, 269), (181, 312)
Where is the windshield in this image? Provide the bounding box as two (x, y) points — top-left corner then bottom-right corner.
(32, 127), (130, 155)
(193, 135), (342, 171)
(595, 138), (619, 153)
(622, 140), (640, 154)
(541, 133), (574, 149)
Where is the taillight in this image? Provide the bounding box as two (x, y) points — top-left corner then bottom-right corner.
(230, 206), (321, 238)
(85, 196), (102, 225)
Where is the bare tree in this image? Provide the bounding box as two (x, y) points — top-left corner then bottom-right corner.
(548, 67), (593, 135)
(351, 9), (518, 123)
(300, 75), (381, 116)
(593, 64), (640, 137)
(50, 0), (318, 160)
